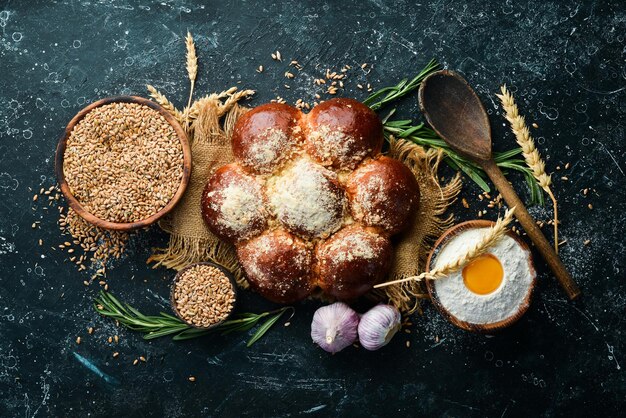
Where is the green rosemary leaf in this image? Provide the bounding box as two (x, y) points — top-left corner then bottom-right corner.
(397, 124), (426, 138)
(159, 312), (183, 321)
(246, 310), (288, 347)
(364, 59), (440, 110)
(124, 303), (151, 321)
(144, 325), (191, 340)
(383, 119), (414, 128)
(235, 313), (261, 319)
(102, 291), (130, 315)
(362, 86), (401, 106)
(457, 160), (491, 192)
(220, 321), (258, 336)
(172, 328), (212, 341)
(494, 148), (523, 162)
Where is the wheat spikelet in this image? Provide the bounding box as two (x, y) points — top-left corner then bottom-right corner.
(146, 84), (185, 123)
(497, 85), (559, 252)
(185, 31), (198, 110)
(375, 207), (516, 288)
(219, 89), (255, 116)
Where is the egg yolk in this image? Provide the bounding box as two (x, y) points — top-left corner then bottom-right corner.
(462, 254), (503, 295)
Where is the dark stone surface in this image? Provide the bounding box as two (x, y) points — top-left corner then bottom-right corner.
(0, 0), (624, 416)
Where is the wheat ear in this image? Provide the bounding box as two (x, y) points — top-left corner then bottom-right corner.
(219, 89), (256, 116)
(374, 207), (516, 289)
(497, 85), (559, 253)
(185, 31), (198, 110)
(146, 84), (185, 123)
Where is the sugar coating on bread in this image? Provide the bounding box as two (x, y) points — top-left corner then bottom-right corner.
(201, 164), (267, 243)
(316, 225), (392, 300)
(347, 156), (420, 234)
(306, 125), (367, 170)
(240, 127), (293, 172)
(237, 229), (314, 304)
(268, 158), (346, 238)
(232, 103), (302, 174)
(201, 98), (419, 302)
(306, 97), (383, 170)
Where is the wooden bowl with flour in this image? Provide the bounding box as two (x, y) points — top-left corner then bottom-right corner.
(425, 220), (537, 333)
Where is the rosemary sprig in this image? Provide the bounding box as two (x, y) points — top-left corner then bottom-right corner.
(363, 62), (545, 204)
(381, 117), (544, 205)
(94, 291), (293, 346)
(363, 58), (440, 110)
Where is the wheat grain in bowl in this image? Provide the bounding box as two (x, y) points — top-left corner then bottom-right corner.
(62, 101), (184, 224)
(171, 263), (237, 328)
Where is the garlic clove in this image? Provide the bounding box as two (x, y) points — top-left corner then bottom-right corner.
(311, 302), (359, 353)
(357, 304), (401, 351)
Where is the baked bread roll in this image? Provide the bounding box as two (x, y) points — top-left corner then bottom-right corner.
(346, 156), (420, 235)
(202, 98), (419, 302)
(237, 229), (314, 304)
(201, 163), (267, 243)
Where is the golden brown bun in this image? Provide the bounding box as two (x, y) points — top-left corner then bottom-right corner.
(315, 224), (392, 300)
(346, 156), (420, 234)
(201, 163), (267, 244)
(305, 98), (383, 170)
(231, 103), (302, 175)
(237, 229), (315, 303)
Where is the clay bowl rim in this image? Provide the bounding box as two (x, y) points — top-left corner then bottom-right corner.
(170, 261), (239, 330)
(54, 95), (192, 231)
(425, 219), (537, 333)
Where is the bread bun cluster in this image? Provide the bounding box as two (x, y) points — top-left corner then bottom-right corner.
(202, 98), (420, 303)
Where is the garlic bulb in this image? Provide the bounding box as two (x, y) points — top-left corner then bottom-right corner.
(311, 302), (359, 353)
(357, 304), (401, 351)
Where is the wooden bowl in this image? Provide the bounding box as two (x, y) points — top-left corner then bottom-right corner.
(54, 96), (192, 231)
(425, 220), (537, 333)
(170, 262), (238, 330)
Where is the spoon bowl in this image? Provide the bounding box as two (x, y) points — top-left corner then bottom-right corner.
(418, 70), (492, 161)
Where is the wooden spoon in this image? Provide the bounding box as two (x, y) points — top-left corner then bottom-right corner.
(418, 70), (580, 300)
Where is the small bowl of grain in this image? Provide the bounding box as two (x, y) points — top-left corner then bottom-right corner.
(170, 262), (238, 329)
(55, 96), (191, 231)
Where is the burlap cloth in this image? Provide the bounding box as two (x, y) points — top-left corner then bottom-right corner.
(149, 92), (461, 313)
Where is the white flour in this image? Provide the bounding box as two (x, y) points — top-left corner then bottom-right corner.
(432, 228), (535, 325)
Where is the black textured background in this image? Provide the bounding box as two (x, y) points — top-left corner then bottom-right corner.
(1, 1), (624, 417)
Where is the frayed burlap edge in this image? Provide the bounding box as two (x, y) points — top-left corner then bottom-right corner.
(147, 91), (251, 288)
(370, 137), (462, 314)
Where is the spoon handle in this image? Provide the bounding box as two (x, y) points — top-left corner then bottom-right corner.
(481, 159), (581, 300)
